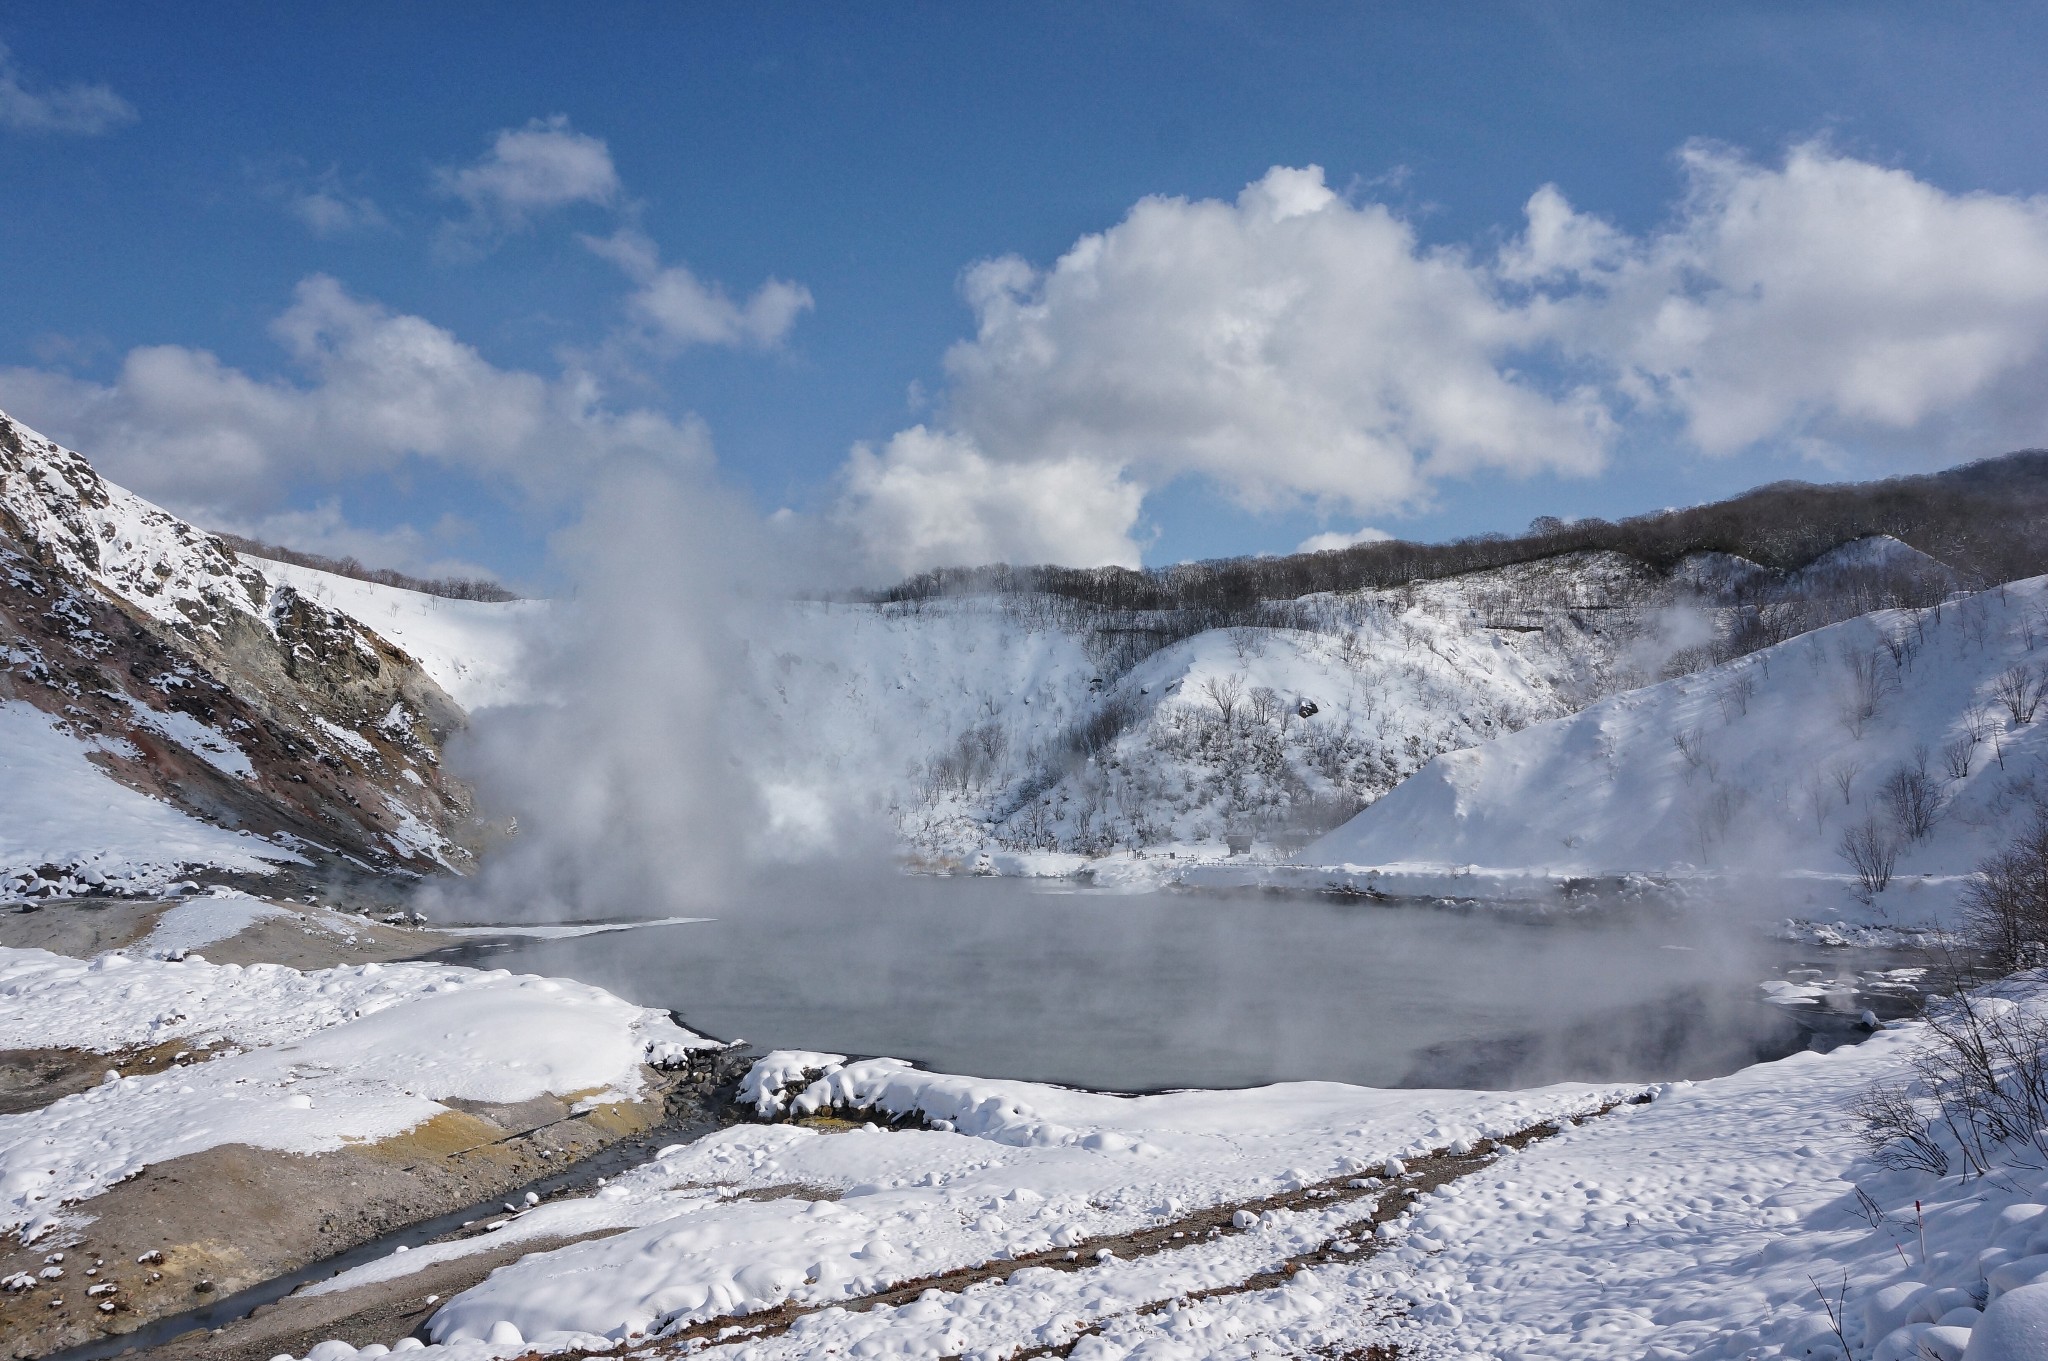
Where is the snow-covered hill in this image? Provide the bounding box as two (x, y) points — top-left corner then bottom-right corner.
(251, 524), (1978, 878)
(244, 557), (543, 711)
(740, 541), (1960, 872)
(1299, 574), (2048, 924)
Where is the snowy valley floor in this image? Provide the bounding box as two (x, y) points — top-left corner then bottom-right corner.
(4, 893), (2048, 1360)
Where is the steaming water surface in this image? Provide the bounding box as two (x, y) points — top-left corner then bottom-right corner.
(437, 882), (1911, 1092)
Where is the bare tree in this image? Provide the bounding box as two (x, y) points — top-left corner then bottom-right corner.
(1247, 685), (1281, 730)
(1800, 772), (1833, 836)
(1961, 807), (2048, 971)
(1830, 759), (1863, 806)
(1881, 763), (1942, 841)
(1837, 645), (1895, 739)
(1714, 673), (1756, 722)
(1672, 725), (1710, 777)
(1942, 734), (1976, 782)
(1838, 816), (1900, 896)
(1200, 672), (1246, 730)
(1993, 662), (2044, 726)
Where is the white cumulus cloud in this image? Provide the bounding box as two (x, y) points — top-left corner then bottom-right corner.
(0, 41), (134, 135)
(837, 148), (2048, 574)
(835, 426), (1146, 573)
(1521, 141), (2048, 457)
(1296, 526), (1393, 554)
(0, 275), (707, 527)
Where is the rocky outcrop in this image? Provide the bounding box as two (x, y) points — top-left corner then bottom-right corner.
(0, 410), (482, 888)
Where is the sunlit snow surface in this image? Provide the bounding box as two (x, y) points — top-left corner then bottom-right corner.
(0, 945), (708, 1243)
(1300, 574), (2048, 926)
(237, 981), (2048, 1361)
(0, 699), (291, 892)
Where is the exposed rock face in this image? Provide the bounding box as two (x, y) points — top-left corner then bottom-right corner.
(0, 410), (481, 888)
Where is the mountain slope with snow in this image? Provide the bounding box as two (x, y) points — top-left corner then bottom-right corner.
(727, 552), (1661, 867)
(244, 556), (542, 711)
(1301, 574), (2048, 922)
(0, 410), (484, 890)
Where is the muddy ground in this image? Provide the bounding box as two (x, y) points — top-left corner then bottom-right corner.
(0, 896), (451, 969)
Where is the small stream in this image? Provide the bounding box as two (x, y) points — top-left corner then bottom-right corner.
(47, 1053), (750, 1361)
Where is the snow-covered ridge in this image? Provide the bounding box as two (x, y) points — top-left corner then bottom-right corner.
(244, 557), (544, 712)
(0, 411), (265, 637)
(1302, 574), (2048, 922)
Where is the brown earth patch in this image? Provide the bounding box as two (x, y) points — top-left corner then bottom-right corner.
(0, 902), (160, 960)
(0, 896), (457, 971)
(0, 1041), (230, 1119)
(0, 1075), (678, 1360)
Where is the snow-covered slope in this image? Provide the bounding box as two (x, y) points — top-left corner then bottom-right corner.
(745, 553), (1665, 867)
(0, 700), (294, 896)
(0, 410), (483, 887)
(244, 557), (543, 711)
(1302, 574), (2048, 921)
(0, 414), (266, 639)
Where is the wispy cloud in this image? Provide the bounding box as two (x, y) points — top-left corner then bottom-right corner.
(0, 40), (135, 135)
(289, 174), (389, 238)
(584, 229), (813, 352)
(252, 160), (391, 238)
(434, 114), (619, 254)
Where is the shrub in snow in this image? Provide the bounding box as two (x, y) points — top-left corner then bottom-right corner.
(1839, 815), (1901, 896)
(1962, 808), (2048, 972)
(1855, 994), (2048, 1178)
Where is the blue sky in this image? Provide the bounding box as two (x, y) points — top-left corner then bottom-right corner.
(4, 3), (2048, 585)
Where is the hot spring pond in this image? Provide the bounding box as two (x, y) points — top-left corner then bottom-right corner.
(428, 881), (1938, 1093)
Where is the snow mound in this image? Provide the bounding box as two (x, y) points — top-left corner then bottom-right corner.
(0, 946), (709, 1239)
(135, 888), (295, 956)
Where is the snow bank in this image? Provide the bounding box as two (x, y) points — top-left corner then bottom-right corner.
(0, 699), (294, 897)
(1303, 576), (2048, 925)
(0, 946), (707, 1240)
(245, 558), (544, 712)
